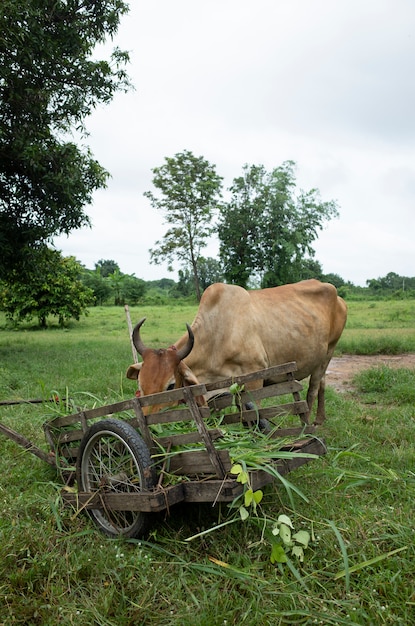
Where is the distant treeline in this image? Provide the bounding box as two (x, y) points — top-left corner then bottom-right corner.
(83, 260), (415, 305)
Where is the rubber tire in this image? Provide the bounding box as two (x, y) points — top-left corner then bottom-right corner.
(76, 418), (155, 538)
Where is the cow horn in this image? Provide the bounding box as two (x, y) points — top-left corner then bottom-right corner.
(176, 324), (194, 360)
(132, 317), (147, 356)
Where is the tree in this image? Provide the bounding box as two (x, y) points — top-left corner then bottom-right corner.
(81, 269), (112, 305)
(95, 259), (121, 278)
(0, 248), (94, 327)
(217, 164), (267, 288)
(145, 150), (223, 300)
(0, 0), (130, 279)
(218, 162), (339, 288)
(121, 275), (146, 305)
(170, 257), (224, 298)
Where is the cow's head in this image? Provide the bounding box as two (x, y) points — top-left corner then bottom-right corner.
(126, 318), (205, 414)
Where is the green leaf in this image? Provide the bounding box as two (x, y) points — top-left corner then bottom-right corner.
(244, 489), (253, 507)
(291, 545), (305, 562)
(236, 470), (249, 484)
(292, 530), (310, 548)
(253, 489), (263, 504)
(279, 523), (292, 546)
(239, 506), (249, 521)
(270, 543), (287, 564)
(230, 464), (242, 476)
(277, 514), (294, 529)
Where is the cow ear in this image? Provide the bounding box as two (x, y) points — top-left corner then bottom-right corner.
(177, 361), (199, 386)
(126, 363), (142, 380)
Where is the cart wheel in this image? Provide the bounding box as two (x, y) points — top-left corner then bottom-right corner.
(76, 418), (155, 538)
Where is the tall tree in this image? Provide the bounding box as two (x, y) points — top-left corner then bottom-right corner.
(218, 161), (339, 287)
(0, 0), (131, 279)
(145, 150), (223, 300)
(95, 259), (121, 278)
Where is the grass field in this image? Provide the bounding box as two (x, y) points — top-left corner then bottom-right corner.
(0, 300), (415, 625)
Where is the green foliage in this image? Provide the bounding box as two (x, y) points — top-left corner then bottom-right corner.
(0, 247), (94, 326)
(0, 0), (130, 278)
(95, 259), (121, 278)
(171, 257), (224, 298)
(82, 267), (146, 306)
(218, 161), (339, 287)
(145, 150), (223, 300)
(353, 365), (415, 404)
(366, 271), (415, 293)
(81, 268), (113, 305)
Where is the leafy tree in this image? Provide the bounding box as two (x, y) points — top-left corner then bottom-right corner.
(106, 269), (125, 305)
(95, 259), (121, 278)
(366, 272), (415, 295)
(145, 150), (223, 300)
(218, 162), (339, 288)
(81, 269), (112, 305)
(198, 256), (224, 290)
(0, 0), (130, 279)
(121, 275), (146, 305)
(217, 164), (264, 288)
(322, 272), (346, 289)
(0, 248), (94, 327)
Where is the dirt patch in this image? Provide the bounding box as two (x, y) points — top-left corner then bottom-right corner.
(326, 353), (415, 393)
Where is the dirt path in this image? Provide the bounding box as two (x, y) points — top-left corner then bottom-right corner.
(326, 353), (415, 393)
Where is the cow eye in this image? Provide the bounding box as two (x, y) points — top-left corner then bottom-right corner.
(166, 382), (175, 391)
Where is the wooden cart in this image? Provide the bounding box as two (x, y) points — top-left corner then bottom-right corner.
(1, 363), (326, 538)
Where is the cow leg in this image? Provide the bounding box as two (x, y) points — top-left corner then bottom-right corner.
(306, 372), (326, 426)
(313, 375), (326, 426)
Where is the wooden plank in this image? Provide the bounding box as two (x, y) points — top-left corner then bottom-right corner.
(182, 479), (243, 502)
(45, 398), (137, 429)
(137, 384), (207, 408)
(239, 380), (303, 403)
(145, 406), (211, 426)
(221, 401), (309, 425)
(206, 381), (303, 412)
(131, 397), (154, 451)
(155, 428), (224, 448)
(62, 483), (185, 513)
(182, 386), (227, 479)
(204, 363), (298, 392)
(286, 370), (309, 424)
(167, 449), (232, 475)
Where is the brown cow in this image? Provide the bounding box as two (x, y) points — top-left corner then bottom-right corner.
(126, 280), (347, 424)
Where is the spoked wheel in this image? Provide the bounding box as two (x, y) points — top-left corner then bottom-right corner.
(76, 418), (155, 538)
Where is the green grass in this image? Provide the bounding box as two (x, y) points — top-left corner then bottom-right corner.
(1, 301), (415, 625)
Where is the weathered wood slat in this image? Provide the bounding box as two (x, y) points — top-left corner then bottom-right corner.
(182, 386), (227, 478)
(62, 483), (186, 513)
(46, 398), (138, 428)
(220, 400), (309, 424)
(145, 406), (211, 426)
(137, 384), (207, 408)
(239, 380), (303, 403)
(155, 428), (224, 448)
(204, 362), (298, 391)
(167, 449), (232, 475)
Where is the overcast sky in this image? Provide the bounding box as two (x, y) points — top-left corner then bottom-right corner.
(54, 0), (415, 287)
